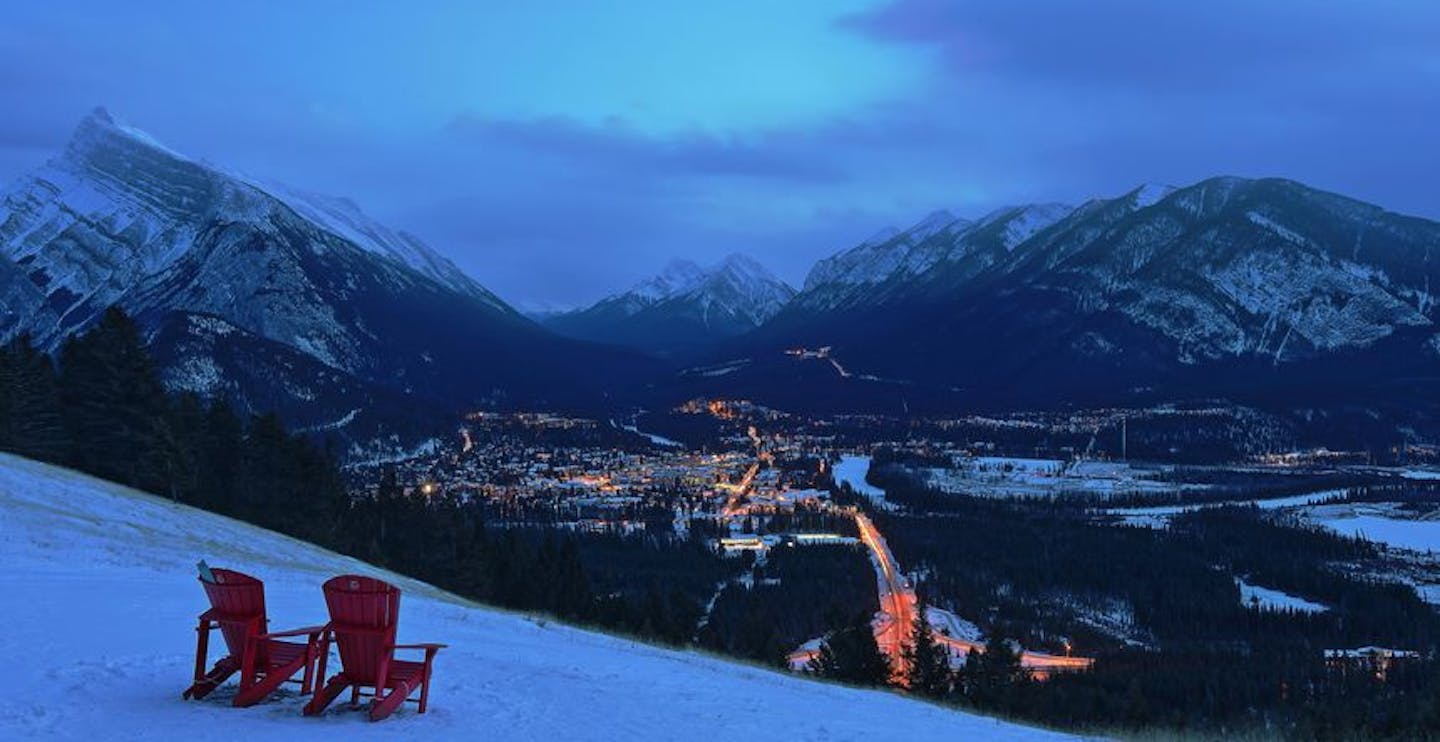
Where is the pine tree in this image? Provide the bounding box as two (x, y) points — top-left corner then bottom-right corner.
(155, 392), (204, 502)
(0, 333), (67, 461)
(196, 400), (243, 511)
(375, 465), (402, 548)
(58, 307), (168, 490)
(807, 617), (890, 686)
(961, 632), (1024, 707)
(903, 592), (952, 697)
(235, 412), (295, 524)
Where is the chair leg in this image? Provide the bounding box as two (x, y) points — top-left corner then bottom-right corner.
(189, 619), (209, 690)
(368, 681), (412, 722)
(232, 670), (283, 708)
(300, 647), (316, 695)
(418, 648), (438, 713)
(233, 655), (311, 708)
(183, 656), (239, 701)
(304, 674), (351, 717)
(350, 684), (361, 706)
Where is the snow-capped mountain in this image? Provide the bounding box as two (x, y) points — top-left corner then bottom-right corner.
(0, 452), (1068, 741)
(0, 108), (651, 432)
(251, 181), (507, 309)
(545, 254), (796, 357)
(790, 202), (1073, 314)
(713, 177), (1440, 413)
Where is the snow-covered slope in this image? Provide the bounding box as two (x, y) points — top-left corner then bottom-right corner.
(796, 210), (972, 312)
(0, 453), (1069, 741)
(252, 182), (507, 310)
(789, 201), (1074, 314)
(545, 254), (796, 357)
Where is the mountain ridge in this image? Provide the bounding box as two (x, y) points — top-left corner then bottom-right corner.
(0, 108), (655, 436)
(686, 176), (1440, 423)
(545, 253), (796, 358)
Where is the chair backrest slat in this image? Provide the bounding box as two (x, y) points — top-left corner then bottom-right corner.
(199, 568), (268, 665)
(322, 575), (400, 684)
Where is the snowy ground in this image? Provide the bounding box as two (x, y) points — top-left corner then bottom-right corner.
(919, 458), (1199, 500)
(1236, 579), (1328, 613)
(1104, 488), (1349, 529)
(833, 455), (894, 510)
(614, 421), (684, 449)
(926, 606), (983, 643)
(0, 453), (1077, 741)
(1301, 502), (1440, 555)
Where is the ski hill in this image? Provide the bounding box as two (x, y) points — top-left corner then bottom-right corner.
(0, 453), (1075, 741)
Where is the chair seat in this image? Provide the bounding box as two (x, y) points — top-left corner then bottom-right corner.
(261, 639), (309, 670)
(382, 659), (426, 690)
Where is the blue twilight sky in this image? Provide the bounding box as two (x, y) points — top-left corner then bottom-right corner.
(2, 1), (1438, 308)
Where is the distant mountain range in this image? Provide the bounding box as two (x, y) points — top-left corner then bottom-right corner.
(543, 254), (795, 358)
(0, 108), (652, 440)
(689, 177), (1440, 426)
(5, 109), (1440, 445)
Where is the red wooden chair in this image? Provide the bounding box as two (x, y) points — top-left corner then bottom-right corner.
(304, 575), (446, 721)
(182, 568), (325, 707)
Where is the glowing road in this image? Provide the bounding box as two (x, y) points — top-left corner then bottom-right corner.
(720, 462), (761, 517)
(855, 510), (915, 680)
(852, 510), (1093, 680)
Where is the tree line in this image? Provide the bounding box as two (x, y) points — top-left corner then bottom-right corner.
(846, 460), (1440, 738)
(0, 308), (724, 646)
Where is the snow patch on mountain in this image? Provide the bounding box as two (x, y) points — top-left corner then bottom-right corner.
(631, 260), (710, 304)
(980, 203), (1073, 251)
(1130, 183), (1176, 209)
(795, 202), (1077, 312)
(553, 253), (796, 341)
(253, 183), (506, 310)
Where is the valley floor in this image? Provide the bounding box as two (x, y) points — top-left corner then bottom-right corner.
(0, 453), (1076, 741)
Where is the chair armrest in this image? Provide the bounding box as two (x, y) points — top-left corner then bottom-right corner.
(330, 622), (390, 636)
(389, 643), (448, 651)
(257, 625), (328, 640)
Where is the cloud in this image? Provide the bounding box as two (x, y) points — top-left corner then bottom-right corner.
(2, 1), (1439, 309)
(841, 0), (1439, 94)
(823, 0), (1440, 219)
(445, 114), (848, 184)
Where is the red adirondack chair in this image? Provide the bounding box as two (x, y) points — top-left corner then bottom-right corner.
(304, 575), (446, 722)
(182, 568), (325, 707)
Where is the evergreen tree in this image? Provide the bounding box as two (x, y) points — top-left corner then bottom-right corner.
(195, 400), (243, 511)
(154, 392), (204, 502)
(235, 412), (296, 523)
(961, 632), (1024, 706)
(0, 333), (67, 461)
(374, 465), (402, 548)
(58, 307), (168, 490)
(808, 616), (890, 686)
(903, 591), (952, 697)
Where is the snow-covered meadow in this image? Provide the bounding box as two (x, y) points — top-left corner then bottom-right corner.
(916, 457), (1201, 501)
(0, 453), (1076, 741)
(1300, 502), (1440, 555)
(833, 455), (893, 510)
(1236, 579), (1328, 613)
